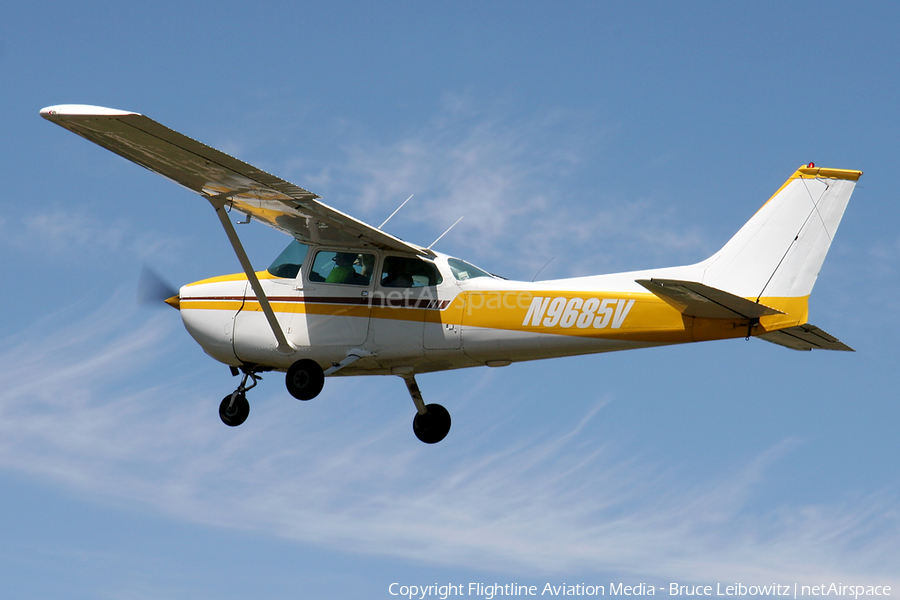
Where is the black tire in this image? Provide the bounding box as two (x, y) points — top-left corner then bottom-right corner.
(285, 359), (325, 401)
(412, 403), (451, 444)
(219, 392), (250, 427)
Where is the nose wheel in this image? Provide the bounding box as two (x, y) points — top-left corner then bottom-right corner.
(219, 391), (250, 426)
(219, 369), (259, 427)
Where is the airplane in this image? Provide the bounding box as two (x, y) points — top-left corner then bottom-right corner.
(41, 104), (860, 444)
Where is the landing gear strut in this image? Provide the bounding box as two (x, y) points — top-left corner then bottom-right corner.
(219, 369), (259, 427)
(404, 375), (451, 444)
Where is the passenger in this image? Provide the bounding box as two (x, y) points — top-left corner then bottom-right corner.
(382, 260), (414, 288)
(359, 254), (376, 284)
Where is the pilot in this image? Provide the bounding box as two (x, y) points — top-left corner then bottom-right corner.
(326, 253), (358, 283)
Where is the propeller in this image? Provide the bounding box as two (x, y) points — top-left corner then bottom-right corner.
(138, 264), (180, 309)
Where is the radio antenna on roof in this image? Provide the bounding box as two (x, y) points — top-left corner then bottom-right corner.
(532, 256), (555, 282)
(378, 194), (414, 230)
(428, 216), (464, 250)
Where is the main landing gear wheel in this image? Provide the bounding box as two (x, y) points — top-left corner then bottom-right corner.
(403, 375), (451, 444)
(413, 403), (451, 444)
(219, 392), (250, 427)
(285, 359), (325, 401)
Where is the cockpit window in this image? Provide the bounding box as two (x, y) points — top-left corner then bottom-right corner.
(267, 240), (309, 278)
(309, 250), (375, 285)
(448, 258), (495, 281)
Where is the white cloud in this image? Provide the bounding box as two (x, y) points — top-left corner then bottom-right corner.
(0, 303), (897, 585)
(0, 207), (186, 265)
(12, 210), (128, 254)
(292, 100), (711, 280)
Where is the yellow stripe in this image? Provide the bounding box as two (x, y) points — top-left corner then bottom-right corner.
(182, 298), (426, 323)
(458, 290), (808, 342)
(184, 270), (280, 286)
(180, 290), (809, 343)
(796, 166), (862, 181)
(180, 299), (245, 311)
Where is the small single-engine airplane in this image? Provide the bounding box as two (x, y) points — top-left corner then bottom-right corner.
(42, 105), (860, 444)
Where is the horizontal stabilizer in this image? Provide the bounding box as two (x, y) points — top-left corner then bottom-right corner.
(636, 278), (783, 319)
(759, 324), (854, 352)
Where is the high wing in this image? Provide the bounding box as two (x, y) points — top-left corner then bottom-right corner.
(40, 105), (432, 257)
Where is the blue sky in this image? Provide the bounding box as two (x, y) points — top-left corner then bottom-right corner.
(3, 1), (900, 598)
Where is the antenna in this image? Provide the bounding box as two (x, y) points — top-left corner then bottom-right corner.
(379, 194), (414, 230)
(428, 216), (464, 250)
(531, 256), (555, 282)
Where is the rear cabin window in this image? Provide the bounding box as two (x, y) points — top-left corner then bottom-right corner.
(267, 240), (309, 278)
(380, 256), (443, 288)
(309, 251), (375, 285)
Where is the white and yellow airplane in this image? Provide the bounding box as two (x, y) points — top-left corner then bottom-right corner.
(42, 105), (860, 444)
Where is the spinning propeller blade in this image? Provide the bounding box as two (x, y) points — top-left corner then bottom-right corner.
(138, 265), (180, 309)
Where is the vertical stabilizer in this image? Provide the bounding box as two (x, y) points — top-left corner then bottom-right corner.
(700, 166), (861, 300)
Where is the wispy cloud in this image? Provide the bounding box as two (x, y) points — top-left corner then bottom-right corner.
(290, 96), (711, 280)
(0, 207), (185, 263)
(1, 303), (897, 585)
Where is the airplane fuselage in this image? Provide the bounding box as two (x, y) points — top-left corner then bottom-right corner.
(178, 248), (805, 378)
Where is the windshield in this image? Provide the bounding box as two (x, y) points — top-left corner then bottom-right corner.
(267, 240), (309, 278)
(448, 258), (495, 281)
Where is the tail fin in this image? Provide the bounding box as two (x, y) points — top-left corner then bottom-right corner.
(699, 165), (861, 300)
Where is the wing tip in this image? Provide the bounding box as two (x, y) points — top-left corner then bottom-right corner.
(40, 104), (140, 120)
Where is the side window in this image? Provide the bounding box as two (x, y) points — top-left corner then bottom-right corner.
(447, 257), (494, 281)
(380, 256), (443, 288)
(309, 251), (375, 286)
(267, 240), (309, 279)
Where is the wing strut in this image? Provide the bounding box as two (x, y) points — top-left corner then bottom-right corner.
(209, 197), (295, 355)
